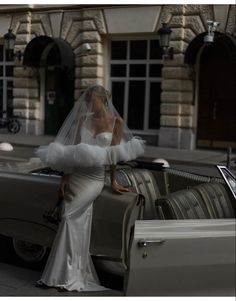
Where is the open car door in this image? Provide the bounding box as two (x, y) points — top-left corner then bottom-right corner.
(125, 219), (236, 296)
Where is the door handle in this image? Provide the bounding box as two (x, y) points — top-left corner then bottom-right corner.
(138, 238), (166, 248)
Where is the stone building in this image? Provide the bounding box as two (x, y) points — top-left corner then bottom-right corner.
(0, 4), (235, 149)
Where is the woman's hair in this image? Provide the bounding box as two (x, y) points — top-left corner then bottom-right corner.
(84, 85), (110, 105)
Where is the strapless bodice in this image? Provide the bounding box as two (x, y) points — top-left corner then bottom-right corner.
(95, 132), (113, 147)
(81, 127), (112, 147)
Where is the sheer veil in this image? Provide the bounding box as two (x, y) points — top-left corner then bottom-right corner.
(36, 85), (145, 173)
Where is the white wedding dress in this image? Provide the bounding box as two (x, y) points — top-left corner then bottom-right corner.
(37, 130), (113, 292)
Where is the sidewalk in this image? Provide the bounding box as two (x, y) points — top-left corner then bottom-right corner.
(0, 262), (121, 296)
(0, 132), (235, 166)
(0, 133), (55, 147)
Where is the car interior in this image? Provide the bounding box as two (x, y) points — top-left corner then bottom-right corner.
(90, 162), (236, 290)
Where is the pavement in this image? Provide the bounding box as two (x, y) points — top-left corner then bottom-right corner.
(0, 132), (235, 167)
(0, 262), (122, 296)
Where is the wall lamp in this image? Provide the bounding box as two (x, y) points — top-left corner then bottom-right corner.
(77, 43), (92, 57)
(4, 29), (22, 61)
(204, 20), (220, 45)
(157, 23), (174, 60)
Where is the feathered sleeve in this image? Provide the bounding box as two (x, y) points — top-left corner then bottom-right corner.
(35, 138), (145, 173)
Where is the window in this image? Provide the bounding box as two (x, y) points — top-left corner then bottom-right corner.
(110, 38), (163, 133)
(0, 45), (14, 117)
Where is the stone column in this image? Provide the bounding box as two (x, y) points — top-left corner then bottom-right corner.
(73, 10), (106, 99)
(13, 68), (41, 134)
(74, 28), (104, 99)
(158, 5), (212, 149)
(11, 12), (42, 134)
(159, 63), (194, 149)
(60, 9), (106, 100)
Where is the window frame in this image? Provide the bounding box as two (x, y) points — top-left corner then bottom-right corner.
(0, 44), (14, 114)
(108, 36), (163, 135)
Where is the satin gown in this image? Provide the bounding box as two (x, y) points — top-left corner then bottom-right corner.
(37, 131), (113, 292)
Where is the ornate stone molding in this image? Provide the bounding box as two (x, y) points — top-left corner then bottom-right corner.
(11, 7), (106, 124)
(226, 5), (236, 35)
(159, 5), (185, 26)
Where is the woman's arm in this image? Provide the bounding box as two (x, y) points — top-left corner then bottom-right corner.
(110, 117), (130, 194)
(110, 164), (129, 194)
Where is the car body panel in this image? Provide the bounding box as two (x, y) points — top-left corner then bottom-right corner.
(0, 170), (60, 247)
(126, 219), (236, 296)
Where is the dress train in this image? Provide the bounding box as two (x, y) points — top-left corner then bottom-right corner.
(38, 168), (109, 292)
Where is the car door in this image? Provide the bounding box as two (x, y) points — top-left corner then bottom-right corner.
(125, 219), (236, 296)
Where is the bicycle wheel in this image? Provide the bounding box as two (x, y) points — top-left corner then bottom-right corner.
(7, 119), (21, 133)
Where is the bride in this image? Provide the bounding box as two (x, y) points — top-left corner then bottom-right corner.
(35, 85), (145, 292)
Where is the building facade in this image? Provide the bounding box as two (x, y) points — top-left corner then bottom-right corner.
(0, 4), (235, 149)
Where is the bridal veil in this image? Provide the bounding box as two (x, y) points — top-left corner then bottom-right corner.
(36, 85), (145, 172)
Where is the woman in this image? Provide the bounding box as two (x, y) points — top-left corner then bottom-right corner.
(35, 85), (145, 292)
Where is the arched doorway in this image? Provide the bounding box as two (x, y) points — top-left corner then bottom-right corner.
(185, 33), (236, 149)
(23, 36), (74, 135)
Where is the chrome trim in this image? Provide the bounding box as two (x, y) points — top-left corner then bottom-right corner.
(138, 238), (166, 248)
(217, 165), (236, 200)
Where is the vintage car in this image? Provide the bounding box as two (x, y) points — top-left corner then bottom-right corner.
(0, 158), (235, 296)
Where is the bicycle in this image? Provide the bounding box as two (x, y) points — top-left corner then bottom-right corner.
(0, 111), (21, 134)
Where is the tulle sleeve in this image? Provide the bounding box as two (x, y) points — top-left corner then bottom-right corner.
(35, 138), (145, 173)
(107, 137), (145, 164)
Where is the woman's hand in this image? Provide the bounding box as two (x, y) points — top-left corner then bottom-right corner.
(111, 180), (130, 194)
